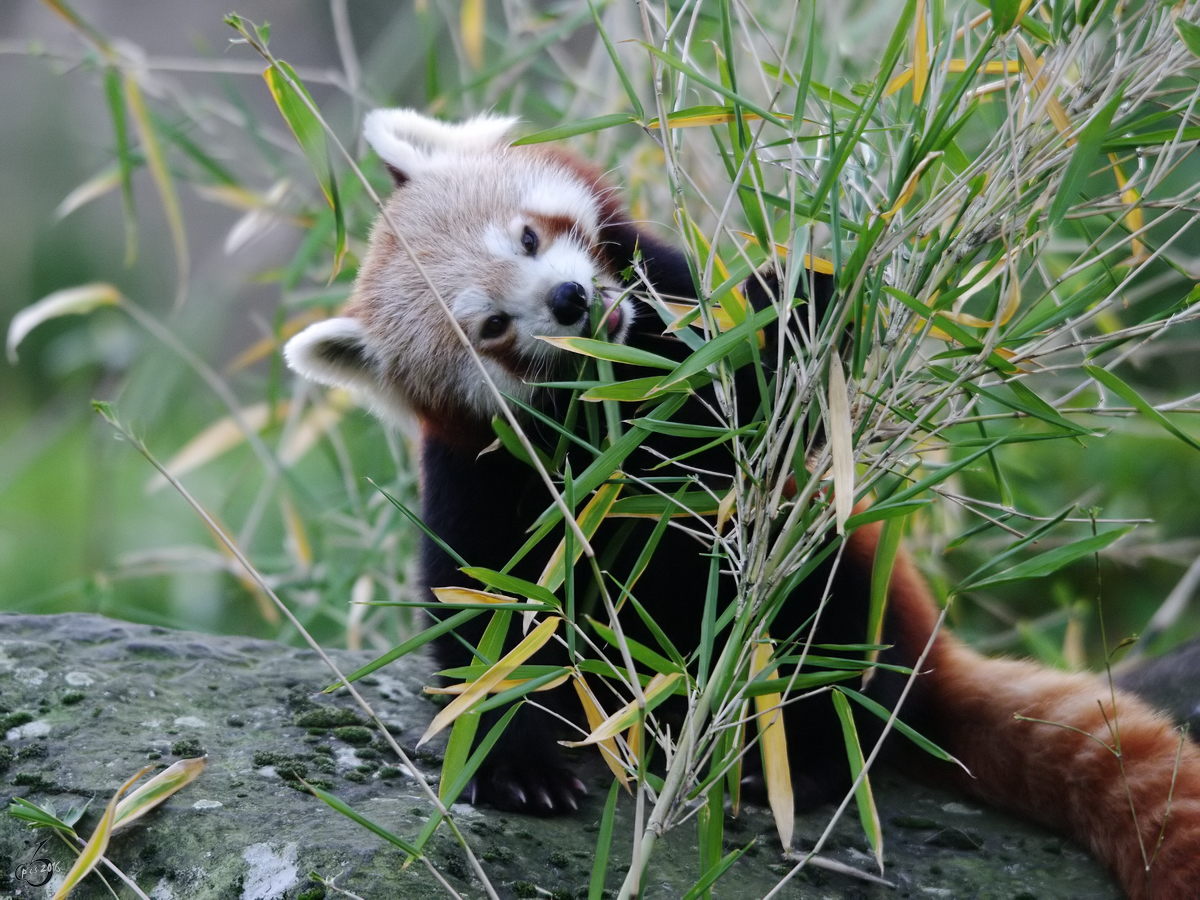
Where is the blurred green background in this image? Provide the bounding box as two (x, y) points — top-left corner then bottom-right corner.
(2, 0), (1198, 666)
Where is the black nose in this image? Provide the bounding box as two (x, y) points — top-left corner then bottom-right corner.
(550, 282), (589, 326)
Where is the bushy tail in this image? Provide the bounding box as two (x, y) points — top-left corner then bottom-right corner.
(928, 637), (1200, 899)
(859, 527), (1200, 899)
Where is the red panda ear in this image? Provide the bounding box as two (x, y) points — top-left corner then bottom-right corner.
(284, 317), (379, 396)
(362, 108), (519, 185)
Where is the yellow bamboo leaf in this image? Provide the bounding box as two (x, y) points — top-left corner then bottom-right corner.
(426, 673), (571, 695)
(461, 0), (485, 69)
(113, 756), (206, 831)
(1110, 154), (1147, 261)
(418, 616), (561, 745)
(733, 234), (837, 275)
(561, 672), (682, 747)
(887, 59), (1019, 96)
(431, 586), (534, 606)
(912, 0), (929, 104)
(647, 110), (790, 129)
(716, 486), (737, 534)
(687, 223), (746, 321)
(539, 481), (623, 592)
(827, 348), (855, 535)
(881, 151), (943, 220)
(573, 675), (631, 789)
(146, 402), (288, 493)
(1016, 36), (1072, 143)
(625, 717), (641, 761)
(661, 300), (738, 333)
(885, 68), (914, 97)
(53, 766), (153, 900)
(751, 640), (793, 852)
(7, 283), (123, 364)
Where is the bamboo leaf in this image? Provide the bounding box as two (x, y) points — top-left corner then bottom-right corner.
(52, 766), (153, 900)
(827, 348), (855, 535)
(306, 782), (423, 855)
(540, 480), (623, 591)
(1175, 17), (1200, 57)
(103, 67), (137, 265)
(418, 616), (561, 745)
(574, 676), (630, 789)
(512, 114), (638, 144)
(112, 756), (206, 831)
(539, 335), (678, 369)
(461, 0), (485, 69)
(964, 526), (1134, 592)
(831, 690), (883, 872)
(324, 608), (481, 691)
(1048, 87), (1124, 229)
(7, 283), (122, 363)
(1086, 364), (1200, 452)
(562, 672), (682, 746)
(263, 61), (346, 274)
(751, 640), (793, 851)
(123, 73), (189, 306)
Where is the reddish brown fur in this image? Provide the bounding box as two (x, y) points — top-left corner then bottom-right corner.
(849, 521), (1200, 899)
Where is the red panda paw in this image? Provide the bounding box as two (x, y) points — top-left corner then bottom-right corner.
(466, 760), (588, 816)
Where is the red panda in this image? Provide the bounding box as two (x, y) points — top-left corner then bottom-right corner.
(284, 109), (1200, 899)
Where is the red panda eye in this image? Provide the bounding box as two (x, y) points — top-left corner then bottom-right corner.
(481, 314), (510, 339)
(521, 226), (539, 257)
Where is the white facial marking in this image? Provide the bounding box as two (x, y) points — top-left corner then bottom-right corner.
(521, 177), (599, 238)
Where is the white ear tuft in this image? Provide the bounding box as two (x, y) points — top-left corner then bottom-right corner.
(363, 108), (519, 181)
(284, 317), (379, 394)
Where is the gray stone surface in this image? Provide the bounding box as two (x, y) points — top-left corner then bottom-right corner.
(0, 613), (1123, 899)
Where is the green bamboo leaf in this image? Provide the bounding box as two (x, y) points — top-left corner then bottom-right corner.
(580, 376), (674, 402)
(867, 516), (904, 652)
(1103, 126), (1200, 151)
(539, 335), (678, 369)
(965, 526), (1134, 592)
(831, 690), (883, 872)
(103, 66), (137, 265)
(844, 501), (931, 530)
(512, 113), (638, 145)
(1048, 87), (1124, 229)
(263, 61), (346, 274)
(460, 567), (562, 608)
(1086, 365), (1200, 452)
(987, 0), (1024, 33)
(588, 778), (623, 900)
(324, 608), (480, 691)
(587, 0), (643, 121)
(837, 688), (959, 763)
(636, 42), (787, 128)
(681, 842), (754, 900)
(1175, 18), (1200, 57)
(588, 618), (685, 675)
(306, 782), (423, 856)
(608, 492), (720, 518)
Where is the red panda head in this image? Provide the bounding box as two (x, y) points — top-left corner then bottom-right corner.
(284, 109), (632, 437)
